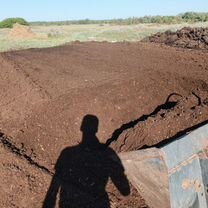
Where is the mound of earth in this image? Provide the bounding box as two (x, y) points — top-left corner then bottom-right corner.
(143, 27), (208, 50)
(8, 23), (36, 40)
(110, 92), (208, 152)
(0, 41), (208, 207)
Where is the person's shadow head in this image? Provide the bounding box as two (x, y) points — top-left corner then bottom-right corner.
(80, 114), (103, 151)
(80, 114), (99, 134)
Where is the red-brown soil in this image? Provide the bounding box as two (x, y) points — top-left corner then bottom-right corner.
(0, 41), (208, 207)
(143, 27), (208, 50)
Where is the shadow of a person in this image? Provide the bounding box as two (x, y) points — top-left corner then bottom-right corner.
(43, 115), (130, 208)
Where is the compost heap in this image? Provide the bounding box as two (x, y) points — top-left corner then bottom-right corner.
(143, 27), (208, 50)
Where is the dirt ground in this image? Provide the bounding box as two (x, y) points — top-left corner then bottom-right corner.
(0, 41), (208, 207)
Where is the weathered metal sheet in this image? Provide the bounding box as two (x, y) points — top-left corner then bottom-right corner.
(119, 124), (208, 208)
(120, 149), (170, 208)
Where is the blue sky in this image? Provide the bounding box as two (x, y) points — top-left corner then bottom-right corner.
(0, 0), (208, 21)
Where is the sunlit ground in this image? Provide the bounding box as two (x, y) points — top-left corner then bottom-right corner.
(1, 22), (208, 52)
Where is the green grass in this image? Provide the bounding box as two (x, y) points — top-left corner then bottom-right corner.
(1, 22), (208, 52)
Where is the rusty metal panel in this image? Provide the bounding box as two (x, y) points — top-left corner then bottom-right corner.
(162, 125), (208, 170)
(120, 149), (170, 208)
(162, 124), (208, 208)
(119, 124), (208, 208)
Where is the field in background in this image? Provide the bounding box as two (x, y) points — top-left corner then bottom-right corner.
(1, 22), (208, 52)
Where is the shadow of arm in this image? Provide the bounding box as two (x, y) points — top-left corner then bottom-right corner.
(42, 175), (60, 208)
(109, 153), (130, 196)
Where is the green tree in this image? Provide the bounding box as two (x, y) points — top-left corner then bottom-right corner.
(0, 18), (29, 28)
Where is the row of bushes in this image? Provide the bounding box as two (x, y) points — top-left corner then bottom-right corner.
(30, 12), (208, 26)
(1, 12), (208, 28)
(0, 18), (29, 28)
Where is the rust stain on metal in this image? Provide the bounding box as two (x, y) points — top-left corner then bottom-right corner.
(168, 154), (197, 175)
(182, 179), (202, 193)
